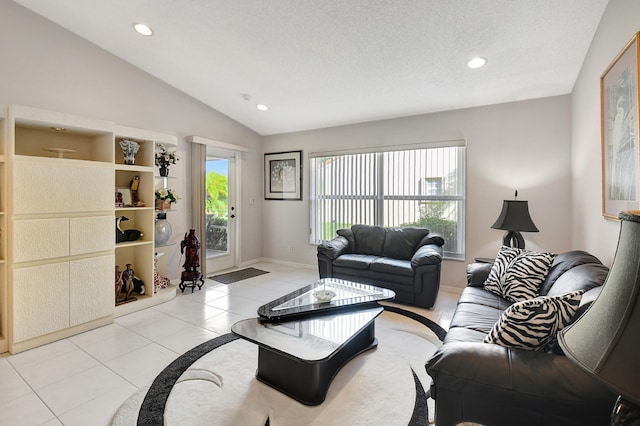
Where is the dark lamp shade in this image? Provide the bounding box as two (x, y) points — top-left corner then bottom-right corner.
(558, 211), (640, 407)
(491, 200), (539, 232)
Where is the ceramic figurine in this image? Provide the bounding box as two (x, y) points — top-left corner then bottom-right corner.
(120, 140), (140, 165)
(115, 265), (123, 303)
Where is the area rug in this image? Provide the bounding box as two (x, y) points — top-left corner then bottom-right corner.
(112, 306), (445, 426)
(209, 267), (269, 284)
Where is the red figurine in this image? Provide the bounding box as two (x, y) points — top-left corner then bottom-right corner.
(179, 229), (204, 292)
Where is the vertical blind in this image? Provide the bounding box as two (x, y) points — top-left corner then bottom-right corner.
(310, 143), (465, 259)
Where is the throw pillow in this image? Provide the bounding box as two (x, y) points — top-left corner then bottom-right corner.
(483, 290), (584, 351)
(483, 246), (555, 303)
(483, 245), (522, 296)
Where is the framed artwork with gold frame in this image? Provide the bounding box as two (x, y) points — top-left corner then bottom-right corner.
(601, 32), (640, 220)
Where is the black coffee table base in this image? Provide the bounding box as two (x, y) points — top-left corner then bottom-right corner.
(255, 321), (377, 406)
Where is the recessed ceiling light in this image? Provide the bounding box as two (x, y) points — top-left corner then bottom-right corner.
(257, 104), (268, 111)
(467, 57), (487, 69)
(49, 126), (66, 132)
(133, 23), (153, 36)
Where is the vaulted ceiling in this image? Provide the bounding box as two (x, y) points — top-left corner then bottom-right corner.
(14, 0), (609, 135)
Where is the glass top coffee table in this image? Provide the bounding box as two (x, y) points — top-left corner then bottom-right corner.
(256, 278), (395, 322)
(232, 279), (394, 405)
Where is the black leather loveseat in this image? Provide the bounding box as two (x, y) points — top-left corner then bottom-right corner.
(317, 225), (444, 308)
(426, 250), (617, 426)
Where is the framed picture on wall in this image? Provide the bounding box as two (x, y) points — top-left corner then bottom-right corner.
(264, 150), (302, 200)
(601, 32), (640, 220)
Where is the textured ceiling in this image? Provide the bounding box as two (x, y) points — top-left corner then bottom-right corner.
(14, 0), (609, 136)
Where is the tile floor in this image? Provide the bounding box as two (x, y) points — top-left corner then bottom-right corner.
(0, 262), (459, 425)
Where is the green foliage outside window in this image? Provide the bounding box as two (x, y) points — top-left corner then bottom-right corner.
(206, 171), (228, 215)
(206, 171), (229, 251)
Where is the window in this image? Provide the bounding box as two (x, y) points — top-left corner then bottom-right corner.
(310, 142), (465, 259)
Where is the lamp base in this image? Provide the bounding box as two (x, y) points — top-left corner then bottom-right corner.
(612, 395), (640, 425)
(502, 231), (525, 249)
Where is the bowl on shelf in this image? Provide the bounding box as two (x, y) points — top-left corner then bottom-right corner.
(313, 289), (336, 303)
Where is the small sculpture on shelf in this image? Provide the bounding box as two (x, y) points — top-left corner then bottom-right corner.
(116, 263), (145, 305)
(115, 216), (143, 243)
(155, 144), (179, 177)
(120, 140), (140, 165)
(115, 265), (123, 303)
(179, 229), (204, 292)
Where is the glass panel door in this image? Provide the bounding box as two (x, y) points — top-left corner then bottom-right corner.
(205, 154), (236, 272)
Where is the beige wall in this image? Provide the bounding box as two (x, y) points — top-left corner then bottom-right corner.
(571, 0), (640, 266)
(4, 0), (634, 290)
(0, 1), (264, 278)
(264, 95), (573, 289)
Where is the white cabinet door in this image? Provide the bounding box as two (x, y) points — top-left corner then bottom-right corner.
(13, 161), (113, 214)
(13, 218), (69, 263)
(70, 216), (114, 256)
(13, 263), (70, 343)
(70, 255), (114, 326)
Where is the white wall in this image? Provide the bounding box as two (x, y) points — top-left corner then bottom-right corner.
(264, 95), (573, 289)
(571, 0), (640, 266)
(0, 1), (264, 278)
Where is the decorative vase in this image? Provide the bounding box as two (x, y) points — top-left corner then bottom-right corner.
(155, 212), (172, 246)
(159, 166), (169, 177)
(120, 140), (140, 165)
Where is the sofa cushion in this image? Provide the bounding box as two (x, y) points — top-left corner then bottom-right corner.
(538, 250), (603, 295)
(457, 286), (512, 311)
(333, 254), (379, 270)
(484, 246), (555, 303)
(382, 227), (429, 260)
(484, 290), (584, 351)
(352, 224), (386, 256)
(449, 301), (504, 334)
(546, 263), (608, 297)
(370, 257), (414, 276)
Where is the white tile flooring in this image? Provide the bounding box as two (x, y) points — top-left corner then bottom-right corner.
(0, 262), (458, 426)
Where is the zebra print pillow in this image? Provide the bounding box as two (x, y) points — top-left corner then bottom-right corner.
(483, 290), (585, 351)
(483, 246), (555, 303)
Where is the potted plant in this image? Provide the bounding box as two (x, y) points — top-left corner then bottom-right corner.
(155, 145), (179, 177)
(155, 188), (179, 211)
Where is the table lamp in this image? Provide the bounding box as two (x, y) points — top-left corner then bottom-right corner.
(558, 211), (640, 425)
(491, 191), (539, 249)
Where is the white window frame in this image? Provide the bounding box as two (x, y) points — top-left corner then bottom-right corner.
(309, 140), (466, 260)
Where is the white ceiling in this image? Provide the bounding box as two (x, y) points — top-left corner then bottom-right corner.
(14, 0), (609, 136)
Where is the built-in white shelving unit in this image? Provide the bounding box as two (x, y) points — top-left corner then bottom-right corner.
(1, 106), (179, 353)
(114, 126), (177, 317)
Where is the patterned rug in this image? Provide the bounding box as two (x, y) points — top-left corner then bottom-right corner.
(111, 305), (446, 426)
(209, 267), (269, 284)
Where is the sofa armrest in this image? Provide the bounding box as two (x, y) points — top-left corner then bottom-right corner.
(417, 232), (445, 248)
(411, 244), (442, 268)
(317, 235), (351, 260)
(426, 342), (615, 403)
(466, 262), (492, 287)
